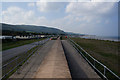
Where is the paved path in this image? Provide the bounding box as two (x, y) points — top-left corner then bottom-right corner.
(10, 40), (71, 79)
(62, 40), (100, 79)
(34, 40), (71, 78)
(2, 39), (49, 62)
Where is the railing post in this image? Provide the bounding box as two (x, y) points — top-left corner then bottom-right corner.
(94, 59), (95, 67)
(104, 66), (106, 76)
(16, 57), (18, 74)
(16, 57), (20, 74)
(3, 65), (6, 79)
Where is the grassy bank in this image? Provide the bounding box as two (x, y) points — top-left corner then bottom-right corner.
(2, 38), (46, 51)
(70, 37), (120, 76)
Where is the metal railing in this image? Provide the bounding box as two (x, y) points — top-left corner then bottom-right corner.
(68, 38), (120, 80)
(1, 38), (49, 80)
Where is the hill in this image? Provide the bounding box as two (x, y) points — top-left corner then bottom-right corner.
(66, 32), (85, 36)
(1, 23), (65, 34)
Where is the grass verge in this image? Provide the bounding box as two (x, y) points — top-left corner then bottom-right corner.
(70, 37), (120, 77)
(2, 38), (46, 51)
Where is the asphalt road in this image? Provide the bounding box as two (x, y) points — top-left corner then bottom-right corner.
(62, 40), (101, 79)
(2, 38), (49, 62)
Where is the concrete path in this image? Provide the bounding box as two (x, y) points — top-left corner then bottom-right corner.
(62, 40), (101, 79)
(10, 40), (71, 79)
(34, 40), (71, 78)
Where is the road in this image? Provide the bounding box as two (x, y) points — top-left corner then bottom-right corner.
(62, 40), (100, 79)
(2, 39), (49, 62)
(10, 40), (71, 79)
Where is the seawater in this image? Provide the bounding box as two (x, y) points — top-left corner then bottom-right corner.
(80, 36), (119, 42)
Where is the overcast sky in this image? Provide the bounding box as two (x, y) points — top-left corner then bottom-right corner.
(1, 0), (119, 37)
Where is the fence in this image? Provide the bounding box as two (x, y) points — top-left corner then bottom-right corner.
(1, 38), (49, 80)
(68, 38), (120, 80)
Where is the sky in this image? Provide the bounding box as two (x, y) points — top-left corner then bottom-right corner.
(1, 0), (119, 37)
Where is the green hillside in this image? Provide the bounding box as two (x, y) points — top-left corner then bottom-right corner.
(1, 23), (65, 34)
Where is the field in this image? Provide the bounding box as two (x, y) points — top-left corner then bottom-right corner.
(70, 37), (120, 76)
(2, 38), (46, 51)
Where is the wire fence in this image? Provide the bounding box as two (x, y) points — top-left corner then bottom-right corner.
(68, 38), (120, 80)
(1, 38), (49, 80)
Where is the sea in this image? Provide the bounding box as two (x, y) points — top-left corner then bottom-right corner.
(79, 36), (119, 42)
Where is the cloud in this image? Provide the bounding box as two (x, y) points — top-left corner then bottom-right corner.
(65, 2), (117, 26)
(36, 1), (65, 12)
(2, 0), (39, 2)
(66, 2), (116, 17)
(1, 0), (119, 2)
(63, 2), (118, 36)
(2, 6), (49, 25)
(2, 6), (34, 24)
(91, 0), (119, 2)
(0, 2), (2, 23)
(28, 2), (35, 7)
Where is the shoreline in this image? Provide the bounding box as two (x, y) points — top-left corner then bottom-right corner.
(78, 36), (119, 42)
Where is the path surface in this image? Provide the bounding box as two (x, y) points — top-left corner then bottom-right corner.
(62, 40), (100, 79)
(34, 40), (71, 78)
(2, 39), (48, 62)
(10, 40), (71, 79)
